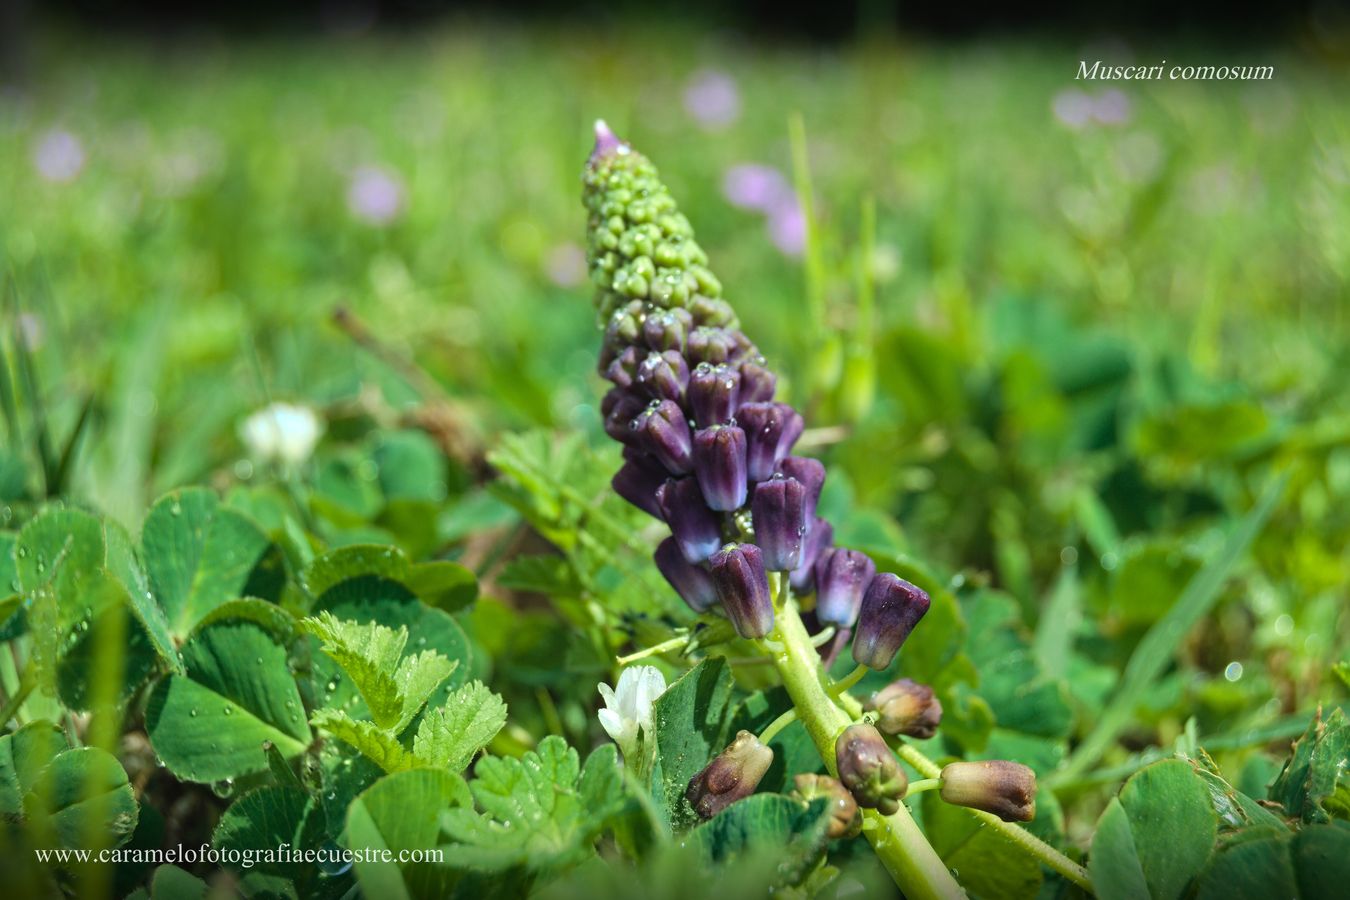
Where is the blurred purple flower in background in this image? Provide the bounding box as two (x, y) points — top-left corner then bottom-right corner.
(766, 197), (806, 257)
(1093, 89), (1132, 125)
(33, 129), (85, 183)
(722, 164), (790, 212)
(1052, 90), (1094, 129)
(545, 242), (588, 288)
(346, 164), (405, 225)
(721, 163), (806, 257)
(683, 69), (741, 130)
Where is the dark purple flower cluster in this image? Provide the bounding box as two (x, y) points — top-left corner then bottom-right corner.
(584, 122), (929, 667)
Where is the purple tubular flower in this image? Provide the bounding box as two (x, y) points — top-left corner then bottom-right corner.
(604, 346), (641, 389)
(737, 402), (805, 482)
(657, 478), (723, 564)
(602, 388), (646, 446)
(835, 723), (907, 815)
(710, 543), (773, 638)
(751, 477), (806, 571)
(612, 456), (666, 518)
(688, 363), (741, 429)
(940, 761), (1037, 822)
(813, 548), (876, 628)
(693, 426), (748, 511)
(635, 400), (693, 474)
(738, 362), (777, 404)
(791, 517), (833, 594)
(852, 573), (931, 670)
(643, 307), (692, 352)
(866, 678), (943, 739)
(775, 457), (825, 522)
(635, 350), (690, 403)
(655, 536), (719, 613)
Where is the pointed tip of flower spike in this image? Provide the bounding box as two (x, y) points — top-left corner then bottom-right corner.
(591, 119), (626, 161)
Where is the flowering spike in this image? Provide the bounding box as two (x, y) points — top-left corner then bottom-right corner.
(852, 573), (931, 670)
(813, 548), (876, 628)
(656, 478), (722, 564)
(751, 476), (807, 571)
(835, 723), (907, 815)
(686, 730), (774, 819)
(939, 761), (1037, 822)
(643, 307), (692, 353)
(738, 361), (777, 404)
(602, 388), (646, 446)
(635, 350), (690, 403)
(654, 537), (719, 613)
(866, 678), (943, 739)
(635, 399), (693, 474)
(693, 426), (748, 511)
(709, 543), (773, 638)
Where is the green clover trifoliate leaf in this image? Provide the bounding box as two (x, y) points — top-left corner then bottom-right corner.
(311, 709), (415, 774)
(1269, 708), (1350, 824)
(439, 738), (629, 881)
(141, 488), (277, 639)
(347, 767), (473, 900)
(1090, 759), (1219, 900)
(411, 681), (507, 773)
(303, 612), (456, 733)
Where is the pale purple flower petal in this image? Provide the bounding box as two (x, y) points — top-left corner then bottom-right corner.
(346, 164), (405, 226)
(683, 70), (741, 130)
(33, 130), (85, 183)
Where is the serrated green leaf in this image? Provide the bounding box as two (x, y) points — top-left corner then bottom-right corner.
(439, 737), (629, 882)
(311, 709), (414, 773)
(303, 612), (456, 732)
(142, 488), (275, 639)
(1269, 708), (1350, 824)
(412, 681), (507, 772)
(1090, 759), (1218, 900)
(1196, 824), (1350, 900)
(146, 619), (311, 783)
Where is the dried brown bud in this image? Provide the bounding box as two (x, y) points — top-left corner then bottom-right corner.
(794, 773), (862, 840)
(835, 723), (907, 816)
(939, 760), (1037, 822)
(865, 679), (943, 739)
(685, 730), (774, 819)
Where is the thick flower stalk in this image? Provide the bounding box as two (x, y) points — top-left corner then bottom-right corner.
(581, 121), (1092, 899)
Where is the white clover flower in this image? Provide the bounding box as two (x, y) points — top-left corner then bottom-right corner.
(240, 402), (324, 466)
(597, 665), (667, 760)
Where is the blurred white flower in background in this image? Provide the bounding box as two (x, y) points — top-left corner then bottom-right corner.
(16, 313), (44, 350)
(597, 665), (667, 760)
(683, 69), (741, 130)
(347, 164), (405, 226)
(1053, 89), (1133, 130)
(1093, 89), (1133, 126)
(1052, 90), (1095, 129)
(240, 402), (324, 466)
(33, 129), (85, 183)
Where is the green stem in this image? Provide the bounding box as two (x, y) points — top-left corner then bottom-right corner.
(768, 600), (964, 900)
(828, 663), (869, 698)
(907, 778), (942, 796)
(0, 671), (35, 728)
(617, 634), (688, 666)
(758, 707), (799, 745)
(837, 692), (1094, 894)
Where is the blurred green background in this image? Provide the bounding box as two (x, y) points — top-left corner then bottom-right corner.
(2, 19), (1348, 811)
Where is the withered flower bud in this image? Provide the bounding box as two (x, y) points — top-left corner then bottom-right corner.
(865, 679), (943, 739)
(793, 773), (862, 840)
(835, 723), (907, 815)
(685, 730), (774, 819)
(939, 761), (1037, 822)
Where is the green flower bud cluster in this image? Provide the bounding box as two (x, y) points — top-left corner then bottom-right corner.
(583, 121), (728, 329)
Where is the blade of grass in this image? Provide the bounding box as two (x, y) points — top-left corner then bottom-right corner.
(1033, 560), (1080, 680)
(1051, 473), (1288, 784)
(787, 112), (826, 332)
